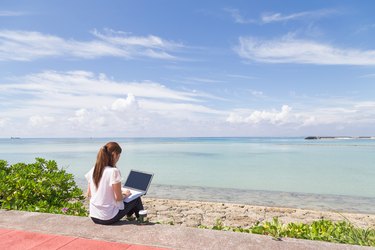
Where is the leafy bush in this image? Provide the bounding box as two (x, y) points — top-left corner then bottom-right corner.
(0, 158), (87, 216)
(251, 217), (284, 240)
(203, 217), (375, 247)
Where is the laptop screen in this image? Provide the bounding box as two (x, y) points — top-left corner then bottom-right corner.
(124, 170), (153, 192)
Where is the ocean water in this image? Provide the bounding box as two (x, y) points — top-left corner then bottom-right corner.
(1, 137), (375, 213)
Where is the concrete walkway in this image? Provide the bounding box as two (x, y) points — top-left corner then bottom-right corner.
(0, 210), (372, 250)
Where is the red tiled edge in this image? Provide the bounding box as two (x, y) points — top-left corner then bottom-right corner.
(0, 228), (13, 235)
(30, 234), (77, 250)
(58, 237), (131, 250)
(0, 228), (169, 250)
(0, 230), (57, 249)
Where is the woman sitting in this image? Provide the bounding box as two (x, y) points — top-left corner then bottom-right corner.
(85, 141), (144, 225)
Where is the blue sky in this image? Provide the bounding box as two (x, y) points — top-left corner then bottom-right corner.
(1, 0), (375, 137)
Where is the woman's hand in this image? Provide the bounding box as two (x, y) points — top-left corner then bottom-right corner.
(122, 189), (132, 198)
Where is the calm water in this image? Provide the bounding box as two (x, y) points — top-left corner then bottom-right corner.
(1, 137), (375, 213)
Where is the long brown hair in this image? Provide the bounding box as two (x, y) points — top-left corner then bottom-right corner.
(93, 142), (122, 188)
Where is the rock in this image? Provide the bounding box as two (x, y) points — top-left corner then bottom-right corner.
(141, 197), (375, 229)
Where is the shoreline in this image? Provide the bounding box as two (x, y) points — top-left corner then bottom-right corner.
(141, 197), (375, 229)
(143, 184), (375, 214)
(77, 181), (375, 215)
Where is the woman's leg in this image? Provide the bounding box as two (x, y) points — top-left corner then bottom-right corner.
(127, 197), (144, 218)
(123, 197), (144, 218)
(91, 217), (114, 225)
(112, 197), (144, 221)
(91, 197), (144, 225)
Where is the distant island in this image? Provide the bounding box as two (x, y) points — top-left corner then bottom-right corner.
(305, 136), (375, 140)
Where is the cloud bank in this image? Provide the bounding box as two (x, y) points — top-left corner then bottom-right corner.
(236, 35), (375, 65)
(0, 29), (183, 61)
(1, 70), (223, 137)
(2, 70), (375, 137)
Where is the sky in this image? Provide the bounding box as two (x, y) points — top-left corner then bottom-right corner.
(1, 0), (375, 138)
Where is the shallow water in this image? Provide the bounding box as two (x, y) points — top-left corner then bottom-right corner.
(2, 137), (375, 213)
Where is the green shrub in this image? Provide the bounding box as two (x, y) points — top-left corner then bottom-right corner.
(0, 158), (87, 216)
(251, 217), (284, 240)
(200, 217), (375, 247)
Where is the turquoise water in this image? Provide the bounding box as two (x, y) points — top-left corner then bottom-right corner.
(1, 137), (375, 213)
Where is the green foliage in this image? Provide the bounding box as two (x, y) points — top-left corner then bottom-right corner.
(201, 217), (375, 247)
(212, 219), (233, 231)
(251, 217), (284, 240)
(0, 158), (88, 216)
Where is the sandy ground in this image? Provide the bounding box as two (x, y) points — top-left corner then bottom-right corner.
(141, 198), (375, 229)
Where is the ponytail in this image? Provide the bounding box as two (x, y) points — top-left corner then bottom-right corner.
(93, 142), (122, 188)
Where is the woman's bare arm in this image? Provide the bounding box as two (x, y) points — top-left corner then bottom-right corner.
(86, 184), (91, 198)
(113, 182), (125, 201)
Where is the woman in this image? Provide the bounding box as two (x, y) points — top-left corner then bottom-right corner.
(85, 142), (144, 225)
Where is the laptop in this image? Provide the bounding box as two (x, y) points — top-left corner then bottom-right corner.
(122, 170), (153, 202)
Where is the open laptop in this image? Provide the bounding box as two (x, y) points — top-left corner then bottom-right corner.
(122, 170), (153, 202)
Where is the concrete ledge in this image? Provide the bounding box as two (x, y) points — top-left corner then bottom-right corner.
(0, 210), (371, 250)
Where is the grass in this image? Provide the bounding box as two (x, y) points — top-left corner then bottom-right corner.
(198, 217), (375, 247)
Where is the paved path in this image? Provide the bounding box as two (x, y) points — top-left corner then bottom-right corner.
(0, 210), (372, 250)
(0, 228), (167, 250)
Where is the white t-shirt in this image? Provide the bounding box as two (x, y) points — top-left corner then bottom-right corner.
(85, 166), (124, 220)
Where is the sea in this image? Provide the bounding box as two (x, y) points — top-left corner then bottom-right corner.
(1, 137), (375, 214)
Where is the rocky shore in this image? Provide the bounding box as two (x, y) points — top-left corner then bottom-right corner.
(142, 198), (375, 229)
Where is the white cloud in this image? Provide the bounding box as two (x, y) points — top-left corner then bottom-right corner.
(140, 99), (224, 117)
(67, 108), (107, 130)
(0, 11), (25, 17)
(5, 71), (211, 116)
(236, 35), (375, 65)
(226, 8), (336, 25)
(68, 109), (89, 125)
(356, 23), (375, 34)
(227, 105), (295, 125)
(0, 117), (9, 127)
(184, 77), (223, 84)
(92, 29), (181, 50)
(354, 101), (375, 109)
(226, 102), (375, 131)
(261, 9), (336, 23)
(111, 93), (139, 111)
(227, 74), (258, 80)
(5, 70), (201, 103)
(29, 115), (55, 127)
(0, 29), (182, 61)
(224, 8), (257, 24)
(249, 90), (264, 97)
(359, 73), (375, 78)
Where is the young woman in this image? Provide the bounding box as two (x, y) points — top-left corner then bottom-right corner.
(85, 142), (144, 225)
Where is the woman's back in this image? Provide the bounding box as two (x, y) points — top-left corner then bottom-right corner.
(86, 166), (123, 220)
